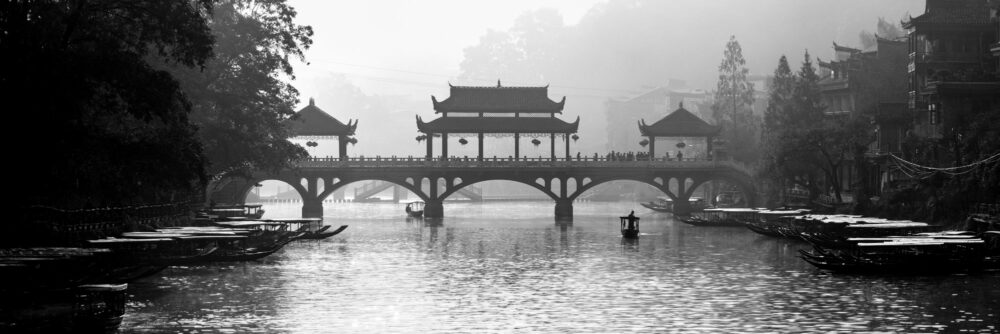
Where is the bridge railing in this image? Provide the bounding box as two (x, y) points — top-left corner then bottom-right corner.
(298, 155), (754, 171)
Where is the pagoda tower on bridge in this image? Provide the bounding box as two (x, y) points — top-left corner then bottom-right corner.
(286, 98), (357, 161)
(416, 82), (580, 161)
(638, 102), (720, 160)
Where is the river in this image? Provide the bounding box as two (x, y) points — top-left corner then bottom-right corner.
(120, 201), (999, 333)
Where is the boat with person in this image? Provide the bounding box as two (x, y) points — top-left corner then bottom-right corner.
(620, 211), (640, 239)
(405, 201), (425, 218)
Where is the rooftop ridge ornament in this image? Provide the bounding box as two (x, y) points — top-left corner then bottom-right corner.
(497, 79), (501, 87)
(309, 97), (315, 106)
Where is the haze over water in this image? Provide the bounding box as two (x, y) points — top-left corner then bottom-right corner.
(121, 202), (999, 333)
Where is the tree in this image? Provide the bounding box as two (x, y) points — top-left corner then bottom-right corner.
(762, 56), (795, 139)
(1, 0), (217, 208)
(458, 9), (566, 84)
(161, 0), (313, 179)
(760, 55), (798, 204)
(768, 51), (868, 204)
(711, 36), (759, 163)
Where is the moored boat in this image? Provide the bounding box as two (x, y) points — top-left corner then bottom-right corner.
(0, 283), (128, 333)
(405, 201), (425, 218)
(642, 197), (708, 213)
(295, 225), (348, 240)
(799, 235), (999, 274)
(202, 204), (266, 220)
(678, 208), (762, 227)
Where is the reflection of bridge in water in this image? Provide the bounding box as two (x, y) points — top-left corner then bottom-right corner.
(209, 157), (756, 220)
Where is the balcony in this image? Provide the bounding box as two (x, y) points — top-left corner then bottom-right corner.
(910, 51), (983, 64)
(818, 78), (849, 91)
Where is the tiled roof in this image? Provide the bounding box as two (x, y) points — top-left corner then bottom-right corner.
(432, 84), (565, 113)
(638, 106), (720, 137)
(416, 115), (579, 133)
(904, 0), (992, 27)
(286, 99), (356, 136)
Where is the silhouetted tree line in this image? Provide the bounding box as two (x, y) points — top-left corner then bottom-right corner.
(1, 0), (311, 210)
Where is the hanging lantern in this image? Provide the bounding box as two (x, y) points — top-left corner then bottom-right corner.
(572, 134), (579, 142)
(306, 141), (318, 147)
(349, 137), (358, 145)
(639, 139), (649, 147)
(676, 142), (686, 149)
(531, 138), (541, 146)
(458, 138), (468, 145)
(416, 135), (426, 142)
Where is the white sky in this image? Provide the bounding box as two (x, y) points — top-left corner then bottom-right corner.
(288, 0), (604, 104)
(287, 0), (924, 109)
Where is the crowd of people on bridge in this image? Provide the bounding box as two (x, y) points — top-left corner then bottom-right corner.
(603, 150), (695, 161)
(308, 150), (710, 162)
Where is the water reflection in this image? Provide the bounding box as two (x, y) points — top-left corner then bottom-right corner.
(121, 202), (1000, 333)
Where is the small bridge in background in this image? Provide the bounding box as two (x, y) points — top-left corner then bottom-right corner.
(209, 157), (757, 220)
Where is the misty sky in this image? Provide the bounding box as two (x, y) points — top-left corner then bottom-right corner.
(288, 0), (923, 105)
(281, 0), (925, 158)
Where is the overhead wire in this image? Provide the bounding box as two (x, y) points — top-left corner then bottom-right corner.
(888, 152), (1000, 179)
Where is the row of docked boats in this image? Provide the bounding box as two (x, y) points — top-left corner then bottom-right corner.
(1, 207), (348, 332)
(673, 208), (1000, 273)
(3, 217), (347, 288)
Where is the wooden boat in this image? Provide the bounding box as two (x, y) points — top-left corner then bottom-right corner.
(797, 228), (1000, 273)
(204, 204), (265, 220)
(641, 197), (708, 213)
(678, 208), (760, 227)
(640, 197), (672, 212)
(620, 214), (640, 239)
(405, 201), (425, 218)
(0, 283), (128, 333)
(296, 225), (348, 240)
(263, 218), (335, 240)
(192, 230), (303, 262)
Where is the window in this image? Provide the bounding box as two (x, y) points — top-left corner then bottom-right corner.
(929, 103), (939, 125)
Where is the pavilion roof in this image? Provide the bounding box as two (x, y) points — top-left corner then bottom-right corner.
(432, 82), (566, 114)
(638, 104), (720, 137)
(903, 0), (992, 28)
(833, 42), (862, 54)
(416, 115), (579, 134)
(286, 98), (356, 137)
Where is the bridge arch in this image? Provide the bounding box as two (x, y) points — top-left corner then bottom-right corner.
(568, 176), (679, 202)
(687, 173), (757, 207)
(238, 178), (307, 204)
(318, 177), (429, 202)
(437, 177), (559, 202)
(208, 176), (310, 207)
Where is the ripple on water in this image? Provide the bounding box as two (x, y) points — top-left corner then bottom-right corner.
(120, 202), (1000, 333)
